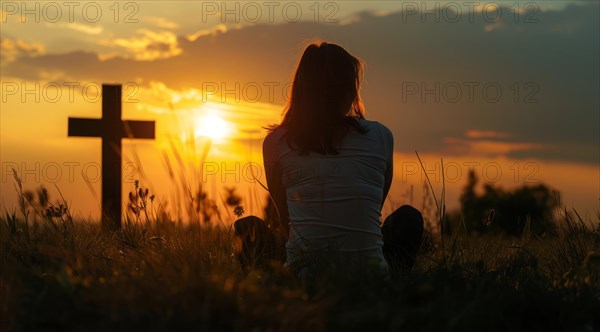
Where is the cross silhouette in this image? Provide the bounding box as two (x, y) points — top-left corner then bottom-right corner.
(68, 84), (155, 230)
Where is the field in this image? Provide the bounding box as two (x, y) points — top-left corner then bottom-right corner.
(1, 176), (599, 331)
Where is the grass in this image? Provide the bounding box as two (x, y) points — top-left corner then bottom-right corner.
(1, 167), (599, 331)
(2, 206), (599, 331)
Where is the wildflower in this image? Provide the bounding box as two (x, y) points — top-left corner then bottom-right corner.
(233, 205), (245, 217)
(129, 204), (139, 214)
(45, 207), (54, 218)
(45, 204), (66, 218)
(39, 187), (49, 207)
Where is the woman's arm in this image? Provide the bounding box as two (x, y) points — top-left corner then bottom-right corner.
(381, 124), (394, 209)
(263, 132), (290, 241)
(383, 156), (393, 204)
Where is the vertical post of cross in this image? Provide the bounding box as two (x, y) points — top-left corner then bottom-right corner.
(68, 84), (155, 230)
(101, 85), (123, 230)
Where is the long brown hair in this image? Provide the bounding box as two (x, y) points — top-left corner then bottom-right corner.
(272, 42), (367, 155)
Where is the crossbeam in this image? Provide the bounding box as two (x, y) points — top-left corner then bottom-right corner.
(68, 84), (155, 230)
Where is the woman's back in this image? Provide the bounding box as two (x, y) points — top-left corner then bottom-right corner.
(263, 119), (394, 268)
(236, 42), (422, 278)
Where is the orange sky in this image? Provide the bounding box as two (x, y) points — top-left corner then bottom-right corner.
(1, 1), (598, 223)
(1, 81), (597, 223)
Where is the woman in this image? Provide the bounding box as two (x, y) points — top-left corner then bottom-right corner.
(235, 42), (423, 277)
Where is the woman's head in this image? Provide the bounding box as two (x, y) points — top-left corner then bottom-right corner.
(277, 42), (366, 154)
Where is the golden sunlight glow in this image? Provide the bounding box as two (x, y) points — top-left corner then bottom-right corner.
(194, 111), (231, 141)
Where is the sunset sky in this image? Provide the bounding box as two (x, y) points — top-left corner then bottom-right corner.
(1, 1), (598, 222)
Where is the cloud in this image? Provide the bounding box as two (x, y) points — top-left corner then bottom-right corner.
(185, 24), (228, 42)
(0, 37), (44, 65)
(443, 131), (544, 157)
(465, 130), (513, 140)
(145, 17), (181, 30)
(51, 22), (104, 35)
(98, 29), (182, 61)
(3, 3), (598, 165)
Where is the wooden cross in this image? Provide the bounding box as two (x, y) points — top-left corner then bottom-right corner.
(68, 84), (155, 230)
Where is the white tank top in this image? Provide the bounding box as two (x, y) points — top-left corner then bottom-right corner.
(264, 119), (394, 268)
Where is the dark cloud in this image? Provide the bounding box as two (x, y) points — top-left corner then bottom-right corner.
(4, 3), (598, 164)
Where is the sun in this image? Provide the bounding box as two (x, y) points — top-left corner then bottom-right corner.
(194, 113), (231, 141)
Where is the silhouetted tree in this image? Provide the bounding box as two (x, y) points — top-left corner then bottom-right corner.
(456, 170), (559, 236)
(224, 186), (242, 207)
